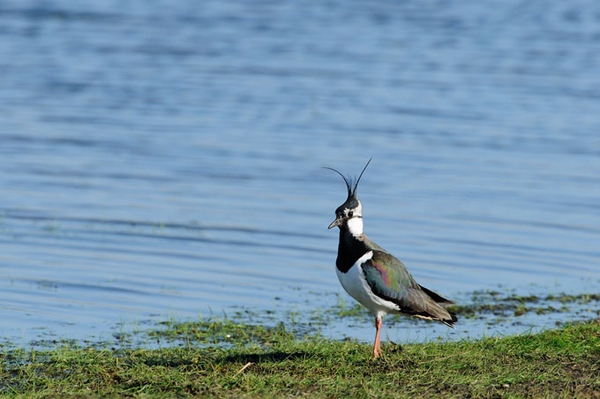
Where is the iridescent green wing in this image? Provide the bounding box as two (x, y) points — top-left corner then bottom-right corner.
(362, 251), (446, 318)
(362, 250), (420, 306)
(363, 250), (456, 322)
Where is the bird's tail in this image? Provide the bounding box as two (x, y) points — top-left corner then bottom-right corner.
(418, 284), (458, 327)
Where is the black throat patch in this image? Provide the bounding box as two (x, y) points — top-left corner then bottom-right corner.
(335, 226), (369, 273)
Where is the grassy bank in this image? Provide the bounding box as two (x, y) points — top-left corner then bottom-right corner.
(2, 318), (599, 398)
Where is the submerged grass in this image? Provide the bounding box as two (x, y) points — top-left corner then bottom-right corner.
(2, 317), (599, 397)
(451, 291), (600, 319)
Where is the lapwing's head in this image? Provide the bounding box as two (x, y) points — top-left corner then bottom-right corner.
(326, 158), (372, 235)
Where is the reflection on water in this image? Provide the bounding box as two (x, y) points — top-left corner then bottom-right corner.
(1, 0), (599, 345)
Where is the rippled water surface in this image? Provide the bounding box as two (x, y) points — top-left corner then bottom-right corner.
(1, 0), (599, 345)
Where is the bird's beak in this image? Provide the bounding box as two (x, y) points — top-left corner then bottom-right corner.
(328, 216), (342, 229)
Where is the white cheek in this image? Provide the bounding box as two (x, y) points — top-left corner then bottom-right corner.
(347, 217), (364, 237)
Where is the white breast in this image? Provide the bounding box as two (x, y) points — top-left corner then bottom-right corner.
(336, 250), (400, 320)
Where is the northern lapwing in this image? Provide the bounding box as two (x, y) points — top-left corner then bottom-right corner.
(326, 159), (457, 358)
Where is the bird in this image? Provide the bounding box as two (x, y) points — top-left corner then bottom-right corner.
(326, 159), (457, 358)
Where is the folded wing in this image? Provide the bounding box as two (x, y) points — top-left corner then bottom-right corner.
(362, 250), (457, 326)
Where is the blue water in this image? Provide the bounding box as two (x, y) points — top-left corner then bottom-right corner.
(1, 0), (599, 346)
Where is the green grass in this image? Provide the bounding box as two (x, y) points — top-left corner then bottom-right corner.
(2, 318), (599, 398)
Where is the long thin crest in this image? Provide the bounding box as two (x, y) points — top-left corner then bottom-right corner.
(324, 158), (372, 198)
(353, 158), (372, 196)
(323, 166), (352, 198)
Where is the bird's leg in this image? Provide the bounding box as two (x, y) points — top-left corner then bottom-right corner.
(373, 317), (382, 358)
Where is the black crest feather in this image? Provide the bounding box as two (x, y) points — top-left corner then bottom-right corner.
(324, 158), (372, 199)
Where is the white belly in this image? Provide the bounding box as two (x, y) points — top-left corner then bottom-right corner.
(336, 251), (400, 319)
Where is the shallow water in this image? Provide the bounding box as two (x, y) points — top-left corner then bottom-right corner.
(1, 0), (599, 346)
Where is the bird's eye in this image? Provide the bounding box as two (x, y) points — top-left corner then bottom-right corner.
(348, 211), (354, 218)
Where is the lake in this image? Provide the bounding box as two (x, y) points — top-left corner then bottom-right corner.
(1, 0), (599, 346)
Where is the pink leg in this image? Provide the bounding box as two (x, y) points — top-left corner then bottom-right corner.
(373, 317), (382, 358)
